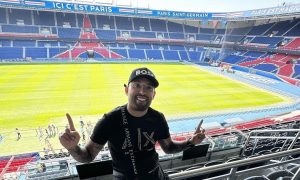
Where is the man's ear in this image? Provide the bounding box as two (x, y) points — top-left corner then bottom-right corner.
(153, 90), (156, 99)
(124, 84), (128, 95)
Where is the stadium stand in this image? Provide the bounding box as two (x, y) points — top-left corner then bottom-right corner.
(1, 6), (299, 83)
(0, 7), (213, 62)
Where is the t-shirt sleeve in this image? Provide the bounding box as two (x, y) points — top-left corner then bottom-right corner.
(157, 113), (170, 140)
(90, 114), (111, 145)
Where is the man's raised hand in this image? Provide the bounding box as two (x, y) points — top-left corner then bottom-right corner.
(191, 119), (206, 145)
(59, 113), (81, 150)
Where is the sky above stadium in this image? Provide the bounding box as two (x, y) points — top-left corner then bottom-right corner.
(139, 0), (300, 12)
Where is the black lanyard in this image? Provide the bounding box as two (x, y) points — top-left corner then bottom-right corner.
(120, 106), (138, 175)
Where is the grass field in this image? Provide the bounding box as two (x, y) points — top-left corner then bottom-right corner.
(0, 63), (287, 156)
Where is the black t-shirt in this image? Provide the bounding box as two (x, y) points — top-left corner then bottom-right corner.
(90, 104), (170, 177)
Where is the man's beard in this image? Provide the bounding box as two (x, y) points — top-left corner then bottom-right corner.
(130, 96), (152, 112)
(133, 103), (149, 111)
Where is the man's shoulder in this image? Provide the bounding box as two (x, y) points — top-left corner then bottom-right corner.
(148, 107), (164, 118)
(104, 105), (125, 118)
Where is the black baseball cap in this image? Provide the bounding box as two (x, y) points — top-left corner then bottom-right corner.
(127, 67), (159, 88)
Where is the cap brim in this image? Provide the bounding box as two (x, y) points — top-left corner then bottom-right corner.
(131, 75), (159, 88)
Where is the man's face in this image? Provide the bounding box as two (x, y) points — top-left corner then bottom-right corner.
(125, 77), (156, 112)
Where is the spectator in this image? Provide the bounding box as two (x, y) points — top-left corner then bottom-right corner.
(0, 134), (3, 144)
(37, 162), (46, 173)
(59, 67), (206, 180)
(86, 121), (93, 137)
(43, 147), (50, 155)
(48, 124), (53, 137)
(45, 129), (49, 138)
(15, 128), (21, 141)
(51, 124), (57, 136)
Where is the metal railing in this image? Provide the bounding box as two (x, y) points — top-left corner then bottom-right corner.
(169, 147), (300, 180)
(241, 128), (300, 156)
(170, 128), (300, 179)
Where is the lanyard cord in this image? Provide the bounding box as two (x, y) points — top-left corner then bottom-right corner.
(120, 106), (138, 175)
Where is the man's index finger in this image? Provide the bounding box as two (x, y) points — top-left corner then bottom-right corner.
(66, 113), (76, 131)
(196, 119), (203, 133)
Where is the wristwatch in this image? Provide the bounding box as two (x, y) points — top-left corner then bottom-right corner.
(186, 138), (195, 149)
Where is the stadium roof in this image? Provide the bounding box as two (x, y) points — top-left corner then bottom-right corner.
(107, 0), (299, 12)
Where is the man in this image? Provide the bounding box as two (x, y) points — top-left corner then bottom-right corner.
(59, 67), (206, 180)
(16, 128), (21, 141)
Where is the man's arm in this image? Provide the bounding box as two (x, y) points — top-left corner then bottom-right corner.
(158, 137), (193, 154)
(68, 140), (104, 163)
(59, 113), (104, 163)
(158, 120), (205, 154)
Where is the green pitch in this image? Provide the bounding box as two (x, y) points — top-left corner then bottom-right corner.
(0, 63), (287, 156)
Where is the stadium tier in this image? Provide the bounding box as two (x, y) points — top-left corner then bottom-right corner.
(0, 7), (300, 80)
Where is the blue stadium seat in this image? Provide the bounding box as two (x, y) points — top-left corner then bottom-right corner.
(145, 50), (163, 60)
(188, 51), (201, 62)
(250, 37), (283, 46)
(264, 20), (299, 36)
(130, 31), (156, 38)
(0, 40), (12, 47)
(118, 43), (135, 49)
(243, 51), (266, 58)
(285, 20), (300, 36)
(292, 65), (300, 79)
(169, 33), (184, 39)
(57, 27), (81, 39)
(179, 51), (189, 61)
(128, 49), (145, 59)
(2, 25), (39, 33)
(49, 48), (68, 58)
(223, 55), (245, 64)
(0, 47), (23, 59)
(25, 48), (47, 59)
(135, 43), (152, 49)
(253, 63), (278, 72)
(13, 40), (36, 47)
(110, 49), (128, 58)
(95, 30), (117, 41)
(163, 50), (180, 60)
(38, 41), (59, 47)
(169, 45), (185, 50)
